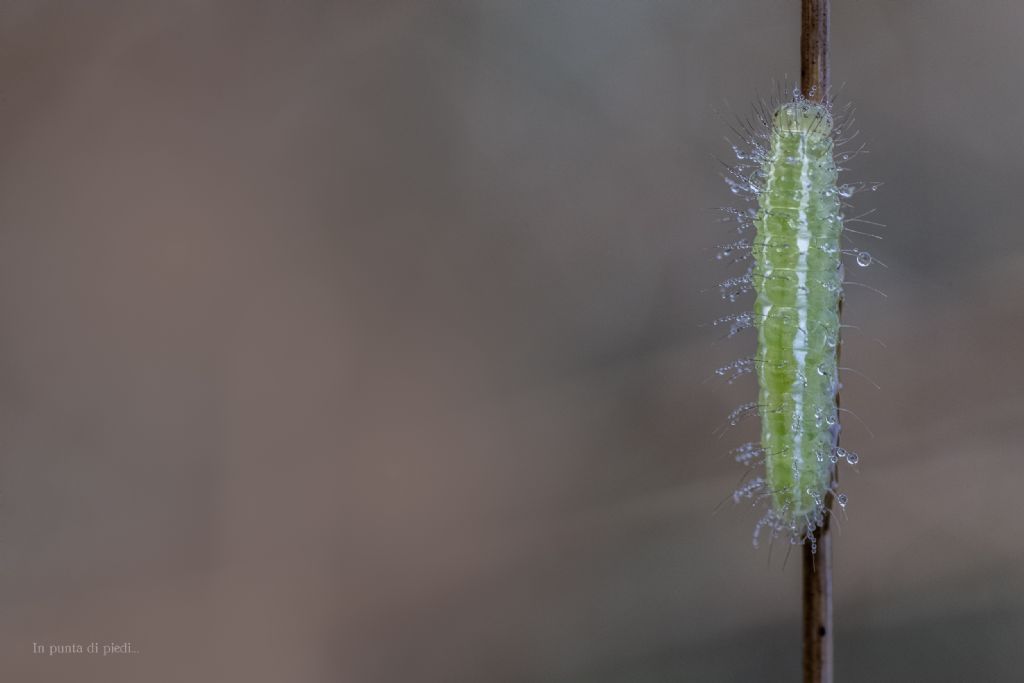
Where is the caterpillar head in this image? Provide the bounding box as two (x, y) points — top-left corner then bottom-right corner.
(773, 102), (833, 137)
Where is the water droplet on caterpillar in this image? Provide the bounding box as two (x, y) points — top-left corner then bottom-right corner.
(726, 402), (757, 426)
(732, 442), (764, 465)
(856, 251), (873, 267)
(838, 184), (856, 198)
(837, 494), (848, 508)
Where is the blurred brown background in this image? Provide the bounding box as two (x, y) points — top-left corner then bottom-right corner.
(0, 1), (1021, 681)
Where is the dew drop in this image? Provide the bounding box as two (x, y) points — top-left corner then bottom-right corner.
(856, 251), (873, 267)
(846, 452), (859, 465)
(837, 494), (848, 508)
(838, 184), (856, 198)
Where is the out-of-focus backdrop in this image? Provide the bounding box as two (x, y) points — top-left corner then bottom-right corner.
(1, 1), (1021, 681)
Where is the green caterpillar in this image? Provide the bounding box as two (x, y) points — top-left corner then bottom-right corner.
(715, 92), (867, 547)
(754, 101), (840, 536)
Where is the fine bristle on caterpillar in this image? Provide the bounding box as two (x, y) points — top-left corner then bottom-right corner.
(712, 88), (876, 549)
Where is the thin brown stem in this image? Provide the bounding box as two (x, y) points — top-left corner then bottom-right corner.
(802, 504), (833, 683)
(801, 2), (834, 683)
(801, 0), (830, 102)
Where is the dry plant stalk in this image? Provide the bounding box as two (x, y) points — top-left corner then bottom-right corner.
(800, 2), (834, 682)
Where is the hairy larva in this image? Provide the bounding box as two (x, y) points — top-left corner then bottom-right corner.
(754, 100), (840, 534)
(713, 89), (873, 547)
